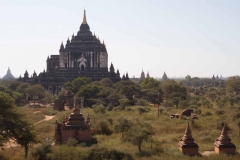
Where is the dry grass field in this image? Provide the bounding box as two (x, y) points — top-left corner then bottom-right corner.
(1, 103), (240, 160)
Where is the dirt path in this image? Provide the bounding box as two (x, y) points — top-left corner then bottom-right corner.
(201, 151), (215, 156)
(34, 115), (55, 125)
(2, 139), (19, 148)
(3, 115), (55, 148)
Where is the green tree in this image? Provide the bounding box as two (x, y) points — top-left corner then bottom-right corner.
(31, 143), (52, 160)
(118, 98), (130, 110)
(95, 120), (113, 135)
(124, 125), (151, 152)
(115, 118), (132, 138)
(76, 83), (101, 99)
(106, 91), (121, 107)
(226, 76), (240, 94)
(113, 80), (140, 98)
(141, 77), (160, 89)
(0, 92), (37, 158)
(64, 77), (92, 94)
(76, 83), (102, 106)
(99, 78), (114, 87)
(26, 84), (45, 106)
(207, 88), (217, 101)
(7, 81), (21, 91)
(40, 90), (53, 104)
(16, 82), (31, 93)
(88, 147), (134, 160)
(140, 88), (163, 105)
(160, 80), (187, 100)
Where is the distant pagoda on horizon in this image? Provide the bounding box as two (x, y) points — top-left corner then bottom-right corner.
(2, 68), (15, 80)
(162, 71), (168, 82)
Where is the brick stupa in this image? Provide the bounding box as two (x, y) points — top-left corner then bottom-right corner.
(214, 122), (236, 155)
(55, 97), (91, 143)
(178, 122), (199, 156)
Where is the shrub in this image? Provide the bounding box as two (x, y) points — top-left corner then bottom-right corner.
(126, 107), (134, 112)
(88, 147), (134, 160)
(107, 118), (113, 126)
(106, 104), (114, 111)
(138, 107), (150, 114)
(136, 150), (151, 157)
(41, 108), (58, 116)
(136, 98), (148, 106)
(159, 108), (164, 114)
(119, 98), (130, 110)
(95, 120), (113, 135)
(50, 145), (88, 160)
(31, 143), (52, 160)
(215, 110), (225, 115)
(162, 99), (174, 108)
(66, 137), (78, 147)
(233, 113), (240, 121)
(195, 109), (201, 115)
(178, 100), (189, 109)
(203, 111), (212, 116)
(92, 104), (106, 114)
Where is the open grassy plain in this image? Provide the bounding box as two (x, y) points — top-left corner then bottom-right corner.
(1, 102), (240, 160)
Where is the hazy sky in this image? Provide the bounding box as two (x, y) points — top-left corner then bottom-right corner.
(1, 0), (240, 78)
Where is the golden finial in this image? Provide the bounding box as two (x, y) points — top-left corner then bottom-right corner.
(82, 9), (87, 24)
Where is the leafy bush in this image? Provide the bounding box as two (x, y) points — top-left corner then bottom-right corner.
(126, 107), (134, 112)
(136, 150), (151, 157)
(195, 109), (201, 115)
(138, 107), (150, 114)
(119, 98), (130, 110)
(178, 100), (189, 109)
(41, 108), (58, 116)
(31, 143), (52, 160)
(95, 120), (113, 135)
(215, 110), (225, 115)
(136, 98), (148, 106)
(162, 99), (174, 107)
(92, 104), (106, 114)
(88, 146), (134, 160)
(50, 145), (88, 160)
(233, 113), (240, 121)
(203, 111), (213, 116)
(66, 137), (78, 147)
(106, 104), (114, 111)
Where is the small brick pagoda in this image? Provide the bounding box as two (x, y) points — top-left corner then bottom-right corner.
(178, 122), (199, 156)
(214, 122), (236, 155)
(55, 97), (91, 143)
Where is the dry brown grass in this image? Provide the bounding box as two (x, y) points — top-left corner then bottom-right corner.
(1, 103), (240, 159)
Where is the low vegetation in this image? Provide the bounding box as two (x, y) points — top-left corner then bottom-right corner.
(1, 76), (240, 159)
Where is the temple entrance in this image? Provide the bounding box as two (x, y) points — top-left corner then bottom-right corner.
(81, 64), (85, 71)
(53, 90), (74, 111)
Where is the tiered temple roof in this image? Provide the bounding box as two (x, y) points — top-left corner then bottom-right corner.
(178, 122), (199, 155)
(214, 122), (236, 154)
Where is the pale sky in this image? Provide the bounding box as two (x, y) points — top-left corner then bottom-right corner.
(1, 0), (240, 78)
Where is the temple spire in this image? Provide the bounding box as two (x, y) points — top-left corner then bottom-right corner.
(82, 9), (87, 24)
